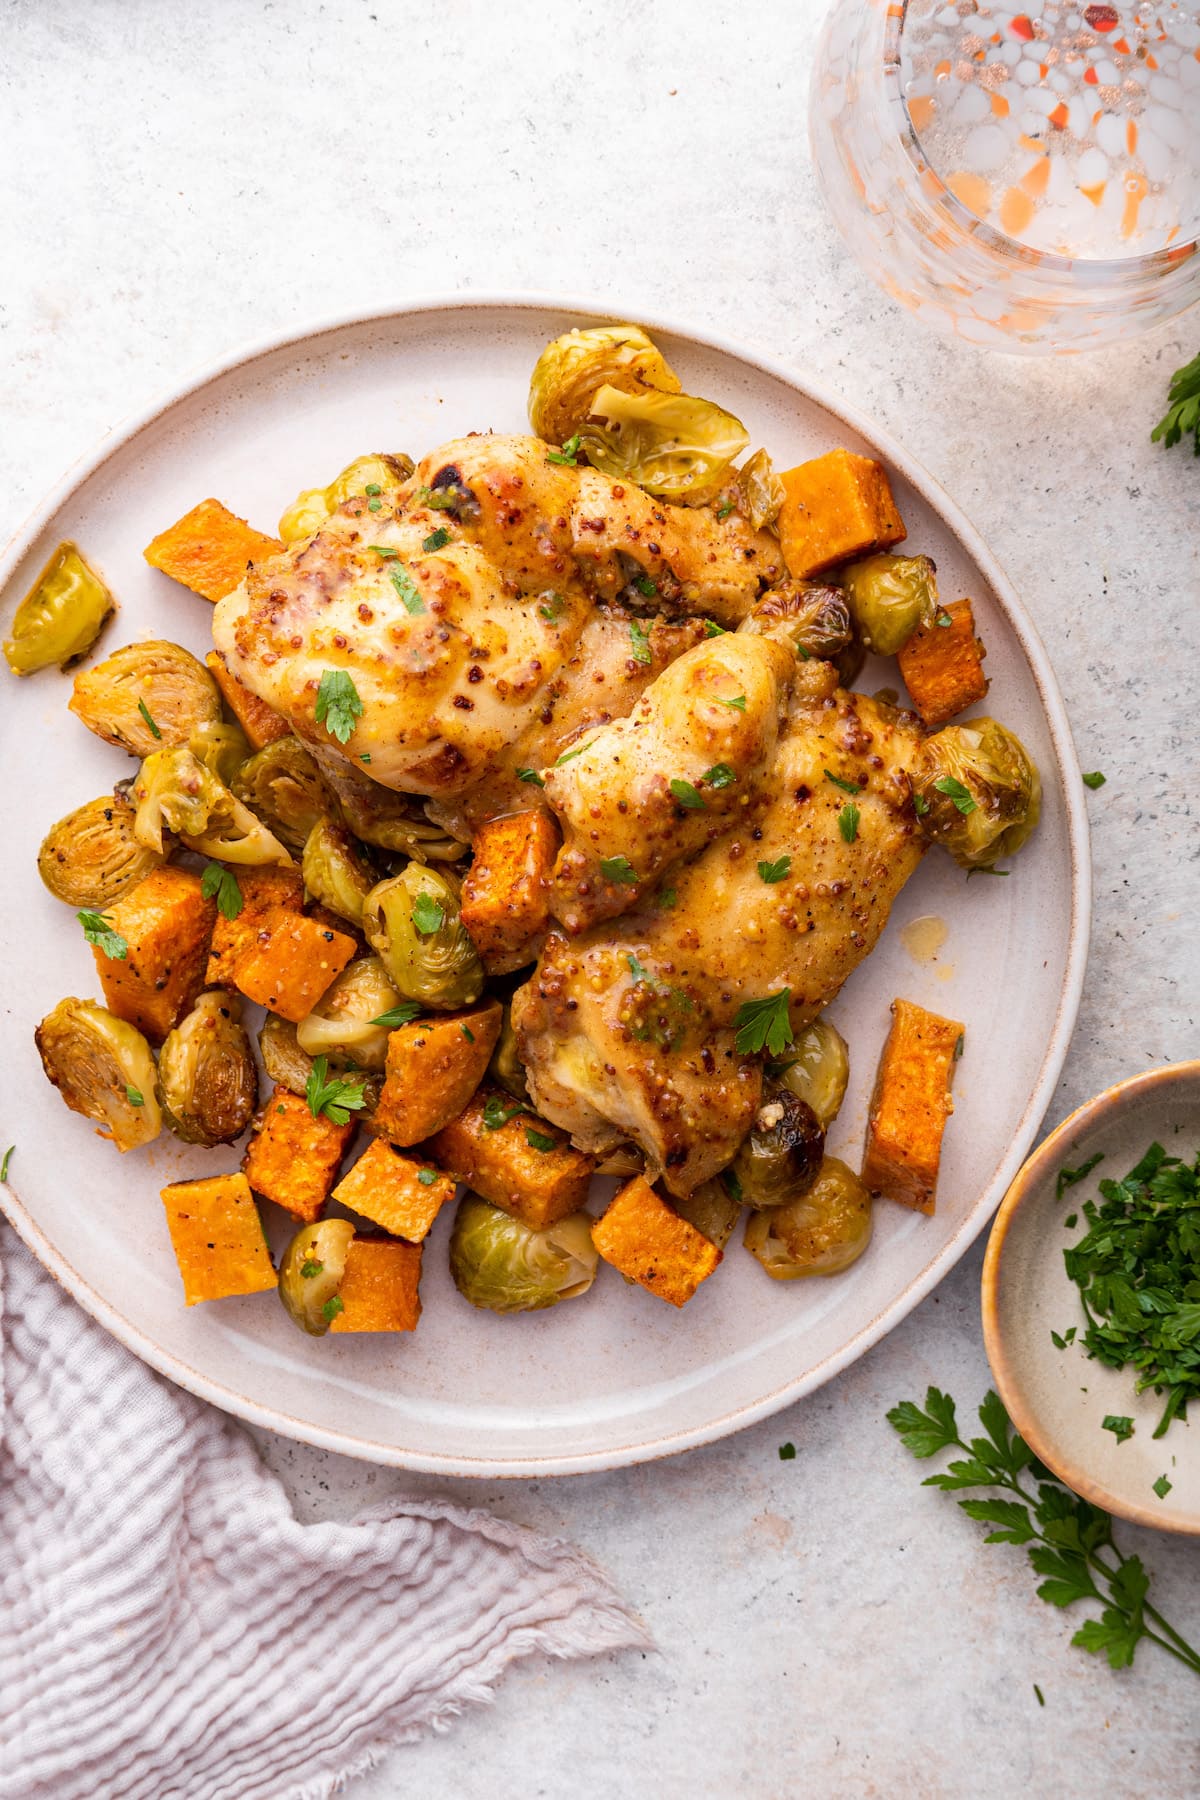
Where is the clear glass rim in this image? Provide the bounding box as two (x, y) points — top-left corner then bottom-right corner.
(882, 0), (1200, 281)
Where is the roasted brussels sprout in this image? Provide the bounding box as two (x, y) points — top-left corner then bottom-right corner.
(277, 453), (416, 544)
(259, 1013), (316, 1095)
(188, 719), (250, 788)
(528, 323), (681, 447)
(730, 1091), (825, 1210)
(35, 997), (161, 1151)
(579, 385), (750, 501)
(915, 717), (1042, 869)
(487, 1004), (530, 1102)
(69, 640), (222, 756)
(295, 956), (401, 1072)
(777, 1017), (850, 1130)
(278, 1217), (356, 1335)
(735, 449), (786, 532)
(37, 793), (166, 908)
(841, 554), (940, 657)
(740, 583), (854, 665)
(4, 541), (115, 675)
(301, 819), (376, 926)
(155, 990), (257, 1146)
(363, 864), (484, 1011)
(671, 1179), (742, 1251)
(744, 1157), (873, 1279)
(132, 746), (292, 865)
(232, 737), (340, 855)
(327, 765), (468, 863)
(449, 1193), (598, 1314)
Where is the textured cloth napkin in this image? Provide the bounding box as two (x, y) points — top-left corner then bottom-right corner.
(0, 1225), (649, 1799)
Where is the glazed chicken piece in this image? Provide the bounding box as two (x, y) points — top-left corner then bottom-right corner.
(513, 663), (928, 1194)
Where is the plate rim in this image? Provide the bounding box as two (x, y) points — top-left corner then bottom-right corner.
(0, 291), (1092, 1476)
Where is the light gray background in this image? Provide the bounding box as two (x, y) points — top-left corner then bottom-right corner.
(3, 2), (1198, 1795)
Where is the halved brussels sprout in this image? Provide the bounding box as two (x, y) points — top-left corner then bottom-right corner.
(671, 1179), (742, 1250)
(295, 956), (401, 1072)
(528, 323), (681, 447)
(278, 1218), (357, 1335)
(278, 453), (416, 544)
(777, 1018), (850, 1130)
(4, 541), (115, 675)
(37, 793), (166, 908)
(915, 717), (1041, 869)
(232, 737), (340, 856)
(132, 746), (292, 865)
(735, 449), (786, 532)
(744, 1157), (873, 1279)
(327, 764), (468, 863)
(488, 1004), (530, 1103)
(841, 554), (939, 657)
(740, 583), (854, 665)
(259, 1013), (315, 1095)
(730, 1091), (825, 1209)
(188, 719), (250, 788)
(579, 385), (750, 500)
(155, 990), (257, 1147)
(302, 819), (376, 926)
(449, 1193), (598, 1314)
(35, 997), (161, 1151)
(69, 640), (221, 756)
(363, 864), (484, 1011)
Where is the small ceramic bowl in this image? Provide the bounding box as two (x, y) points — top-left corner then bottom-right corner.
(982, 1062), (1200, 1535)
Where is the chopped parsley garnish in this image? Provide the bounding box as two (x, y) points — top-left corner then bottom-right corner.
(655, 887), (677, 909)
(526, 1127), (557, 1153)
(201, 862), (243, 921)
(703, 620), (726, 637)
(933, 775), (976, 815)
(390, 568), (427, 615)
(137, 698), (162, 739)
(539, 592), (566, 622)
(1056, 1152), (1104, 1201)
(360, 753), (371, 763)
(600, 855), (639, 886)
(913, 793), (930, 817)
(78, 910), (128, 960)
(778, 1442), (796, 1461)
(483, 1095), (526, 1131)
(305, 1056), (369, 1125)
(546, 433), (581, 466)
(418, 484), (462, 511)
(125, 1085), (144, 1107)
(1082, 771), (1107, 790)
(0, 1146), (11, 1183)
(1102, 1415), (1135, 1443)
(733, 988), (794, 1057)
(758, 856), (790, 884)
(721, 1167), (743, 1203)
(824, 769), (862, 795)
(460, 1024), (475, 1043)
(629, 617), (653, 665)
(703, 763), (736, 790)
(367, 498), (382, 513)
(315, 669), (364, 744)
(716, 694), (747, 711)
(554, 740), (593, 766)
(411, 892), (445, 935)
(371, 1002), (422, 1028)
(516, 768), (545, 786)
(965, 865), (1009, 879)
(423, 527), (451, 552)
(626, 953), (651, 984)
(364, 483), (382, 496)
(633, 574), (658, 598)
(417, 1169), (439, 1187)
(301, 1259), (323, 1278)
(838, 802), (861, 844)
(716, 501), (735, 520)
(1153, 1474), (1173, 1500)
(1151, 350), (1200, 456)
(669, 778), (706, 810)
(935, 610), (954, 627)
(1033, 1686), (1045, 1707)
(371, 544), (400, 559)
(322, 1295), (345, 1322)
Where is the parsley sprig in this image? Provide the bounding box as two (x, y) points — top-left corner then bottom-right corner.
(315, 670), (364, 744)
(733, 988), (794, 1057)
(1151, 351), (1200, 457)
(304, 1056), (369, 1125)
(201, 862), (243, 921)
(890, 1386), (1200, 1676)
(78, 910), (128, 960)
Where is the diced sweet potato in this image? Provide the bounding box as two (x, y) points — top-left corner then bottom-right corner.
(204, 866), (305, 985)
(328, 1237), (423, 1333)
(144, 498), (281, 603)
(371, 1001), (502, 1147)
(777, 449), (907, 579)
(206, 651), (291, 748)
(95, 866), (216, 1043)
(897, 599), (989, 728)
(591, 1175), (721, 1308)
(233, 908), (356, 1023)
(424, 1085), (594, 1231)
(242, 1086), (355, 1221)
(332, 1139), (457, 1243)
(861, 999), (965, 1215)
(460, 810), (560, 973)
(160, 1172), (276, 1305)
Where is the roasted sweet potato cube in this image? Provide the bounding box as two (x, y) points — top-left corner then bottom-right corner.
(160, 1172), (276, 1305)
(242, 1086), (355, 1221)
(205, 866), (305, 985)
(897, 599), (989, 728)
(233, 908), (356, 1023)
(95, 866), (216, 1043)
(424, 1086), (594, 1231)
(371, 1001), (502, 1147)
(592, 1175), (721, 1308)
(144, 498), (281, 603)
(206, 651), (291, 748)
(332, 1139), (457, 1242)
(777, 449), (907, 579)
(328, 1238), (422, 1333)
(460, 810), (559, 973)
(861, 999), (965, 1215)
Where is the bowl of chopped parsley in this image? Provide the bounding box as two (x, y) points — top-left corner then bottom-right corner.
(983, 1062), (1200, 1535)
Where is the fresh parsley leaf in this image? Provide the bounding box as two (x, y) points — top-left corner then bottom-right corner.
(758, 856), (791, 884)
(538, 592), (566, 623)
(304, 1056), (368, 1125)
(201, 862), (243, 921)
(423, 526), (451, 552)
(670, 778), (706, 810)
(1151, 350), (1200, 456)
(886, 1388), (960, 1459)
(778, 1442), (796, 1461)
(78, 910), (128, 961)
(704, 763), (737, 790)
(703, 620), (726, 637)
(716, 501), (735, 520)
(460, 1024), (475, 1043)
(411, 892), (444, 935)
(1153, 1474), (1173, 1499)
(935, 610), (954, 627)
(483, 1095), (525, 1131)
(1056, 1153), (1103, 1201)
(546, 433), (581, 466)
(913, 793), (930, 817)
(364, 483), (382, 496)
(371, 544), (400, 559)
(1102, 1415), (1135, 1443)
(655, 888), (677, 909)
(934, 775), (977, 815)
(0, 1146), (11, 1183)
(629, 617), (653, 665)
(371, 1002), (421, 1028)
(390, 568), (427, 615)
(301, 1259), (323, 1278)
(717, 694), (747, 711)
(526, 1127), (557, 1152)
(417, 1169), (439, 1187)
(600, 855), (639, 886)
(322, 1294), (345, 1322)
(555, 740), (593, 766)
(1082, 771), (1107, 790)
(733, 988), (794, 1057)
(137, 698), (162, 740)
(315, 669), (364, 744)
(125, 1085), (144, 1107)
(516, 768), (545, 786)
(634, 573), (657, 598)
(360, 752), (372, 763)
(626, 952), (650, 984)
(838, 802), (861, 844)
(824, 769), (862, 795)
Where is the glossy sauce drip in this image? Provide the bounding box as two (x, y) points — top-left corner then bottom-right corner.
(900, 914), (949, 964)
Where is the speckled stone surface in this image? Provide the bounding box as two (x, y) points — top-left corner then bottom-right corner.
(3, 2), (1198, 1795)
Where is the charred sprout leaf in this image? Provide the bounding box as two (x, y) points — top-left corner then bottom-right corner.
(132, 746), (292, 866)
(1150, 351), (1200, 456)
(758, 856), (790, 884)
(200, 862), (243, 921)
(35, 998), (161, 1150)
(157, 990), (257, 1146)
(449, 1193), (598, 1314)
(296, 957), (403, 1072)
(777, 1017), (850, 1129)
(745, 1156), (871, 1277)
(38, 795), (165, 908)
(278, 1218), (356, 1334)
(278, 453), (415, 543)
(304, 1054), (369, 1125)
(4, 541), (114, 676)
(734, 989), (794, 1058)
(600, 855), (639, 886)
(70, 640), (221, 756)
(78, 910), (128, 960)
(916, 720), (1041, 870)
(314, 669), (364, 745)
(363, 864), (483, 1010)
(579, 383), (750, 499)
(528, 323), (681, 447)
(629, 618), (653, 665)
(732, 1091), (825, 1209)
(841, 554), (940, 656)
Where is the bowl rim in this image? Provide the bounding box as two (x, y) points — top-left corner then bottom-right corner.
(0, 290), (1092, 1474)
(982, 1059), (1200, 1534)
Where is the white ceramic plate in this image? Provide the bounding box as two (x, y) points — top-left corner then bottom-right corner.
(0, 297), (1089, 1475)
